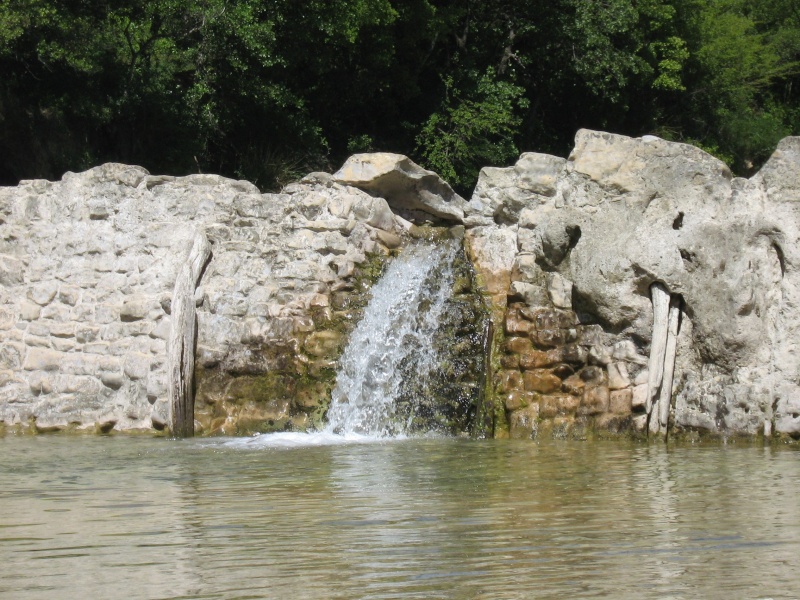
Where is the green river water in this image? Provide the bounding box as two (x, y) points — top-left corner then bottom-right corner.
(1, 434), (798, 599)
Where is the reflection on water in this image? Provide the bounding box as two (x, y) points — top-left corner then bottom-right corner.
(1, 436), (799, 599)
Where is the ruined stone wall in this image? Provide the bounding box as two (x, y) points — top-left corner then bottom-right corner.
(0, 166), (403, 433)
(3, 131), (800, 440)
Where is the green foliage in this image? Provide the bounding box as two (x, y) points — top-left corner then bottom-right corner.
(416, 70), (528, 190)
(0, 0), (797, 187)
(678, 0), (800, 171)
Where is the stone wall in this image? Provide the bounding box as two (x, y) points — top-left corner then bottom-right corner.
(3, 131), (800, 440)
(0, 166), (404, 433)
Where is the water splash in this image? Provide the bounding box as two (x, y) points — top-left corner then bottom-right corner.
(324, 240), (459, 437)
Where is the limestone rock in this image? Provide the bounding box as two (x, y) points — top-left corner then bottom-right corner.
(467, 153), (567, 226)
(475, 129), (800, 439)
(333, 153), (467, 223)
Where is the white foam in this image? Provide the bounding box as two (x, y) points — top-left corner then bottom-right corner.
(215, 431), (402, 449)
(325, 240), (457, 437)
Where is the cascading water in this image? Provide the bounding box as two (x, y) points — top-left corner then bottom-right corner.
(232, 237), (486, 448)
(324, 240), (459, 437)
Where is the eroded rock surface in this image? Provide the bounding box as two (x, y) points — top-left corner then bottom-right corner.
(333, 153), (467, 223)
(466, 130), (800, 439)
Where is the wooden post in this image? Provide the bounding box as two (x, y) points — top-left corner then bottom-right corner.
(656, 297), (682, 436)
(168, 231), (211, 437)
(646, 283), (671, 421)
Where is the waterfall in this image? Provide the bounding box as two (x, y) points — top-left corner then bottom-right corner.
(324, 240), (459, 437)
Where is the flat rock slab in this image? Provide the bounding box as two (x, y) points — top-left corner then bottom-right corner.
(333, 153), (467, 223)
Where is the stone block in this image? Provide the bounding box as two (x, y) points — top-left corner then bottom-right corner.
(23, 347), (64, 371)
(504, 336), (533, 354)
(632, 414), (648, 431)
(577, 325), (606, 347)
(73, 304), (94, 321)
(50, 322), (75, 338)
(147, 372), (167, 403)
(562, 373), (586, 395)
(23, 333), (50, 348)
(595, 413), (632, 434)
(28, 372), (53, 395)
(511, 253), (546, 284)
(540, 394), (581, 417)
(505, 313), (532, 336)
(509, 281), (549, 306)
(354, 196), (396, 230)
(120, 297), (151, 321)
(149, 319), (171, 340)
(516, 227), (540, 253)
(633, 369), (649, 385)
(631, 384), (648, 410)
(504, 389), (537, 411)
(52, 338), (77, 352)
(607, 362), (631, 390)
(523, 306), (578, 330)
(551, 364), (575, 379)
(84, 342), (110, 355)
(0, 254), (23, 285)
(124, 353), (151, 381)
(27, 322), (50, 337)
(0, 309), (16, 330)
(54, 374), (103, 395)
(0, 369), (18, 387)
(75, 325), (100, 343)
(57, 286), (81, 306)
(125, 321), (154, 337)
(612, 340), (647, 365)
(0, 343), (24, 369)
(100, 370), (124, 390)
(95, 304), (119, 324)
(101, 323), (125, 341)
(580, 385), (610, 415)
(61, 352), (118, 376)
(561, 344), (588, 365)
(515, 152), (566, 196)
(534, 329), (567, 348)
(519, 350), (558, 369)
(375, 230), (402, 249)
(499, 369), (523, 393)
(40, 304), (71, 321)
(580, 366), (606, 385)
(508, 403), (540, 439)
(304, 331), (343, 358)
(588, 344), (612, 366)
(307, 294), (330, 308)
(523, 369), (562, 393)
(500, 354), (520, 369)
(28, 282), (58, 306)
(19, 302), (41, 321)
(539, 396), (559, 418)
(610, 389), (633, 414)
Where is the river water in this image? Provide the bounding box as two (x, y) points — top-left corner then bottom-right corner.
(1, 434), (798, 599)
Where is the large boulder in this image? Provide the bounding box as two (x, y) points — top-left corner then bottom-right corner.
(333, 153), (467, 223)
